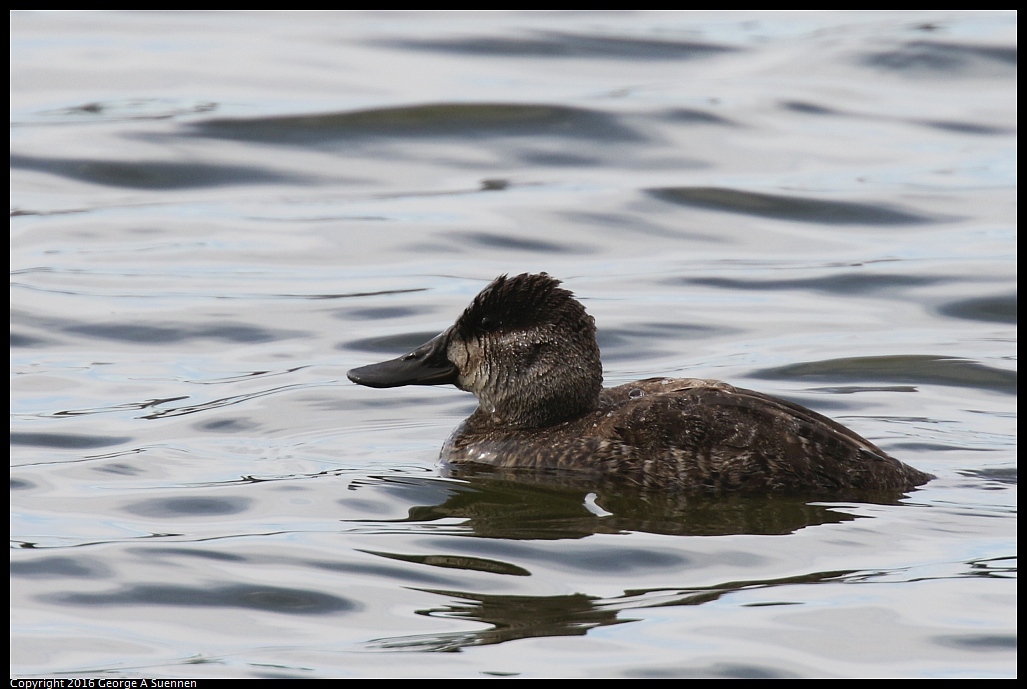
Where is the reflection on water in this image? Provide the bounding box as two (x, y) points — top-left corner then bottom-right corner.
(381, 472), (868, 539)
(10, 10), (1015, 679)
(372, 569), (854, 654)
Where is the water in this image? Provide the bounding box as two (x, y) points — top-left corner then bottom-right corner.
(10, 11), (1016, 678)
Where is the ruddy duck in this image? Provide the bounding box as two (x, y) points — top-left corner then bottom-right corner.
(348, 273), (933, 493)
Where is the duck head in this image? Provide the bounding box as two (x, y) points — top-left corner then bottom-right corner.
(347, 273), (603, 429)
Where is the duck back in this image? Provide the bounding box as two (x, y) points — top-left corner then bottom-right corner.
(442, 378), (933, 493)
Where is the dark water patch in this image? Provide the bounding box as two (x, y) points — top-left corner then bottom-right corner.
(276, 287), (428, 300)
(808, 386), (919, 394)
(936, 633), (1017, 651)
(341, 305), (425, 321)
(64, 320), (303, 345)
(596, 337), (678, 363)
(960, 467), (1017, 485)
(53, 583), (355, 615)
(781, 100), (1012, 136)
(10, 432), (130, 449)
(448, 230), (588, 254)
(10, 477), (36, 490)
(361, 549), (531, 576)
(384, 32), (737, 61)
(31, 98), (218, 123)
(10, 206), (89, 218)
(661, 108), (736, 126)
(937, 293), (1016, 324)
(754, 355), (1016, 395)
(131, 547), (248, 562)
(11, 556), (110, 579)
(338, 497), (396, 516)
(309, 559), (463, 586)
(124, 496), (251, 518)
(10, 331), (53, 348)
(626, 663), (801, 679)
(598, 323), (731, 362)
(920, 119), (1014, 135)
(741, 601), (802, 607)
(859, 40), (1017, 76)
(342, 331), (441, 354)
(883, 442), (987, 453)
(637, 321), (735, 337)
(95, 462), (146, 476)
(648, 187), (930, 225)
(421, 538), (559, 563)
(554, 547), (687, 574)
(517, 150), (603, 167)
(562, 210), (719, 241)
(781, 100), (840, 115)
(681, 272), (946, 295)
(771, 393), (861, 413)
(9, 153), (315, 190)
(191, 103), (644, 145)
(194, 418), (259, 433)
(400, 241), (464, 255)
(344, 394), (473, 414)
(480, 177), (510, 191)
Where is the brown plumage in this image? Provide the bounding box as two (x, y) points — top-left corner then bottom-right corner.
(348, 273), (933, 493)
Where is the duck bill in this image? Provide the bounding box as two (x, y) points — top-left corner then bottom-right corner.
(347, 332), (458, 389)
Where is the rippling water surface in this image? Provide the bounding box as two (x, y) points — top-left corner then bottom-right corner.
(10, 11), (1016, 678)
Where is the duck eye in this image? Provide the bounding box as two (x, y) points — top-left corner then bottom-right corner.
(479, 316), (500, 331)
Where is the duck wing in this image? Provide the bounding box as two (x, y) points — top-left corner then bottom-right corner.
(601, 379), (931, 492)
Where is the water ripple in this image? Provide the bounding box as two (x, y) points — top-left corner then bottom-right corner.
(649, 187), (932, 225)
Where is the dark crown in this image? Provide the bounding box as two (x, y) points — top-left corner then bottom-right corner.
(455, 273), (589, 340)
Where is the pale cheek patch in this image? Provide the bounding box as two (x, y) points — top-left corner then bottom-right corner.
(450, 340), (486, 393)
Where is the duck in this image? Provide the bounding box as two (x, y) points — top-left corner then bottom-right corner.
(347, 273), (933, 493)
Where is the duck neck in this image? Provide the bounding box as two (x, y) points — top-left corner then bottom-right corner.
(473, 358), (603, 430)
